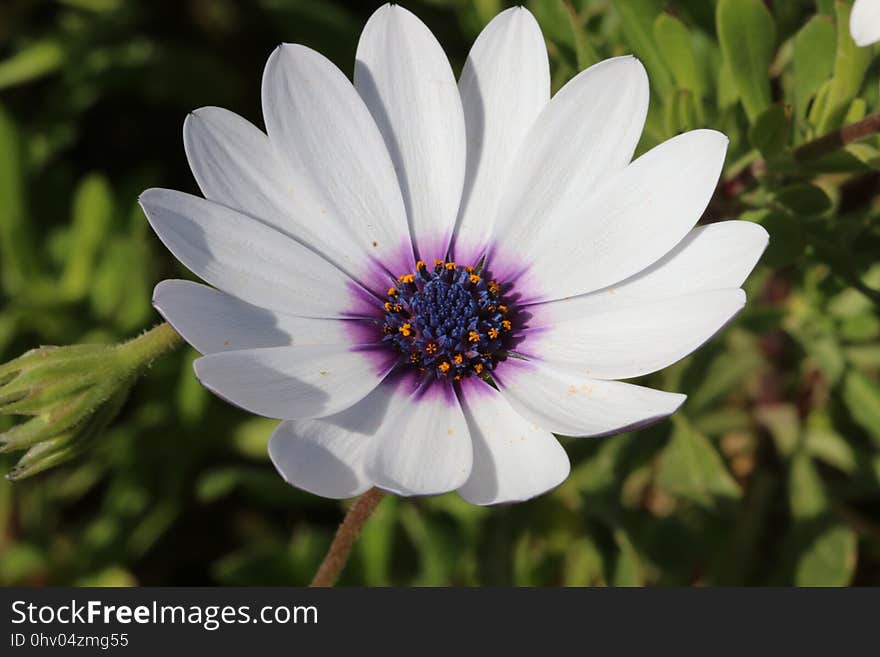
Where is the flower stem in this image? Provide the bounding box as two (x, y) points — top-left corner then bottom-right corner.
(794, 112), (880, 161)
(310, 487), (386, 587)
(116, 322), (185, 372)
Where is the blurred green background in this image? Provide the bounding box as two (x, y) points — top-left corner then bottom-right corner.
(1, 0), (879, 586)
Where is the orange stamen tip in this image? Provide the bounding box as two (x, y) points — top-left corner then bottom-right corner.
(469, 274), (481, 284)
(387, 287), (397, 297)
(488, 328), (499, 339)
(438, 362), (451, 373)
(468, 331), (480, 343)
(445, 262), (456, 270)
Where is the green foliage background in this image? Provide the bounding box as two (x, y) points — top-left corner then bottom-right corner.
(1, 0), (879, 586)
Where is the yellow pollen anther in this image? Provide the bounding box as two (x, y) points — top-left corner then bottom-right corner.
(434, 259), (444, 267)
(445, 262), (456, 270)
(394, 303), (403, 312)
(488, 281), (500, 294)
(399, 323), (412, 337)
(474, 364), (484, 374)
(384, 302), (393, 312)
(453, 354), (463, 365)
(488, 328), (500, 339)
(502, 320), (512, 331)
(468, 331), (481, 343)
(498, 305), (508, 314)
(426, 343), (438, 355)
(465, 266), (474, 273)
(469, 274), (481, 284)
(398, 274), (415, 284)
(416, 260), (426, 270)
(438, 362), (451, 373)
(387, 286), (398, 297)
(454, 374), (462, 381)
(410, 353), (420, 363)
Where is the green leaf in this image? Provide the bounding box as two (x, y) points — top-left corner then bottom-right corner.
(748, 104), (789, 158)
(663, 88), (700, 135)
(657, 416), (741, 507)
(789, 450), (828, 520)
(842, 370), (880, 448)
(611, 529), (644, 586)
(0, 105), (37, 294)
(716, 0), (776, 122)
(774, 183), (832, 216)
(61, 174), (115, 300)
(529, 0), (597, 72)
(0, 40), (63, 90)
(610, 0), (674, 96)
(793, 15), (836, 122)
(794, 523), (857, 587)
(817, 1), (871, 133)
(757, 212), (805, 267)
(654, 13), (704, 102)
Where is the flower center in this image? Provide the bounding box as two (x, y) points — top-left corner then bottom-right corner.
(381, 260), (513, 381)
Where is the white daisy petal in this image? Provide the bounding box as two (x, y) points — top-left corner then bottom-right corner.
(355, 5), (466, 260)
(495, 359), (685, 437)
(140, 188), (368, 319)
(491, 56), (649, 250)
(366, 384), (472, 496)
(521, 288), (745, 380)
(528, 221), (768, 319)
(183, 107), (382, 282)
(501, 129), (729, 302)
(268, 382), (405, 499)
(270, 419), (373, 499)
(193, 344), (395, 420)
(457, 378), (569, 506)
(452, 6), (550, 263)
(261, 43), (413, 273)
(152, 280), (367, 355)
(851, 0), (880, 47)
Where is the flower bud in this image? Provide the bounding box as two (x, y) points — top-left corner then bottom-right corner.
(0, 323), (182, 479)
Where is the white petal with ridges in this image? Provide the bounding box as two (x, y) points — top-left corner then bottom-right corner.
(262, 43), (413, 272)
(491, 56), (649, 253)
(268, 382), (408, 499)
(153, 280), (364, 355)
(366, 384), (472, 496)
(495, 359), (685, 437)
(452, 7), (550, 262)
(140, 188), (363, 318)
(528, 221), (768, 319)
(457, 378), (569, 505)
(183, 107), (378, 281)
(355, 4), (465, 259)
(501, 129), (729, 302)
(521, 289), (745, 380)
(193, 344), (394, 420)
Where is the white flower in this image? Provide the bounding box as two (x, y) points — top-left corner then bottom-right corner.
(851, 0), (880, 46)
(140, 5), (767, 505)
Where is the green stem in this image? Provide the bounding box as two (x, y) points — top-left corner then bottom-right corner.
(116, 322), (184, 372)
(794, 112), (880, 161)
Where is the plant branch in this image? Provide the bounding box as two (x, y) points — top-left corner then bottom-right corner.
(794, 112), (880, 161)
(311, 487), (386, 587)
